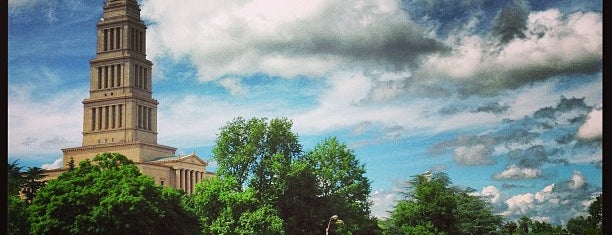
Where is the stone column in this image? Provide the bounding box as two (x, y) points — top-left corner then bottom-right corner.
(175, 169), (181, 190)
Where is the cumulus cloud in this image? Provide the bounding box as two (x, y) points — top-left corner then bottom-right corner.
(471, 185), (501, 204)
(414, 9), (602, 96)
(453, 144), (495, 166)
(41, 158), (63, 170)
(500, 170), (600, 225)
(141, 0), (446, 82)
(8, 85), (84, 156)
(576, 105), (602, 140)
(494, 165), (542, 180)
(370, 188), (400, 218)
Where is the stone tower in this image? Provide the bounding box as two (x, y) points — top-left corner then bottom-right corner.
(62, 0), (176, 166)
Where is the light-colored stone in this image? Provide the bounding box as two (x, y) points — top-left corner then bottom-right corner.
(44, 0), (213, 194)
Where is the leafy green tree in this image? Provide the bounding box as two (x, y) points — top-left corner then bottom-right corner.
(502, 221), (518, 234)
(213, 117), (302, 202)
(8, 160), (30, 234)
(8, 160), (25, 196)
(8, 194), (30, 235)
(518, 216), (531, 234)
(188, 176), (285, 235)
(21, 166), (46, 203)
(386, 172), (501, 235)
(566, 194), (602, 235)
(27, 152), (199, 234)
(304, 137), (373, 234)
(277, 160), (326, 234)
(68, 157), (76, 171)
(454, 188), (503, 234)
(587, 194), (602, 230)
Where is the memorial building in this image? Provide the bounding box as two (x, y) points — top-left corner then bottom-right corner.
(44, 0), (213, 194)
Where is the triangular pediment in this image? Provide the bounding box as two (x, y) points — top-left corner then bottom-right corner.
(149, 153), (208, 166)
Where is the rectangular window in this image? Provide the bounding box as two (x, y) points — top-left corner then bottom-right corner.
(97, 67), (102, 89)
(116, 27), (121, 49)
(105, 106), (109, 129)
(117, 64), (121, 87)
(104, 66), (108, 88)
(103, 29), (108, 51)
(110, 65), (115, 88)
(98, 107), (102, 130)
(118, 104), (122, 128)
(109, 28), (114, 50)
(111, 105), (116, 129)
(91, 108), (96, 131)
(137, 105), (142, 129)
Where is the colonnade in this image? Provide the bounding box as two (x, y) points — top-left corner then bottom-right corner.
(91, 104), (123, 131)
(175, 169), (206, 194)
(96, 64), (122, 90)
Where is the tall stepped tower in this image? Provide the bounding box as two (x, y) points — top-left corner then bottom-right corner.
(62, 0), (176, 164)
(53, 0), (212, 193)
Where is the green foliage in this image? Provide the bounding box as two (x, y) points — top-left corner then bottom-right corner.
(213, 117), (302, 202)
(501, 221), (518, 234)
(454, 188), (503, 234)
(304, 137), (373, 235)
(386, 172), (501, 235)
(201, 117), (375, 234)
(189, 177), (285, 235)
(21, 166), (46, 203)
(565, 194), (602, 235)
(27, 152), (199, 235)
(8, 194), (30, 235)
(8, 160), (25, 196)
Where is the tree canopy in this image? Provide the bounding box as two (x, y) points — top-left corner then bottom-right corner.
(386, 172), (502, 235)
(26, 152), (199, 235)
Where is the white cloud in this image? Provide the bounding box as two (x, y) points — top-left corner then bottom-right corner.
(41, 158), (63, 170)
(471, 185), (501, 204)
(453, 144), (495, 166)
(140, 0), (444, 82)
(8, 85), (84, 156)
(218, 78), (248, 95)
(494, 165), (542, 180)
(500, 170), (600, 225)
(576, 105), (602, 140)
(568, 170), (586, 190)
(415, 9), (602, 95)
(370, 188), (399, 218)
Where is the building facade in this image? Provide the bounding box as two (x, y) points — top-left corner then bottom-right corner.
(45, 0), (213, 193)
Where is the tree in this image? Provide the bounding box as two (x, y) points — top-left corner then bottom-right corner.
(212, 117), (302, 202)
(21, 166), (46, 203)
(68, 157), (76, 171)
(566, 194), (602, 235)
(304, 137), (373, 234)
(454, 188), (502, 234)
(502, 221), (518, 234)
(8, 160), (25, 196)
(8, 160), (30, 234)
(386, 172), (501, 235)
(187, 176), (285, 235)
(518, 216), (530, 234)
(27, 152), (199, 234)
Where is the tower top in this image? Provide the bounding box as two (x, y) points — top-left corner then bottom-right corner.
(100, 0), (143, 24)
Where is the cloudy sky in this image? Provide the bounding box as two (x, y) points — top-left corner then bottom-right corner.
(8, 0), (602, 225)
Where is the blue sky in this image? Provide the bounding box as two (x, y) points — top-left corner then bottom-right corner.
(8, 0), (602, 225)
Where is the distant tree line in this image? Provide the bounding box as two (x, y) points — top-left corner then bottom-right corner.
(7, 117), (603, 234)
